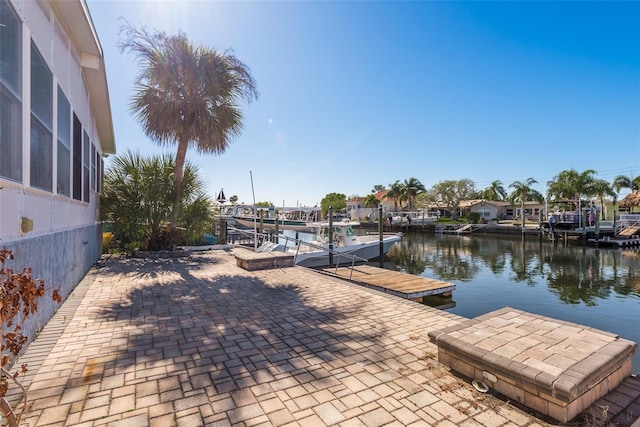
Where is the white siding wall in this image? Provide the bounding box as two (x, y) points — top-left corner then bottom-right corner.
(1, 0), (103, 243)
(0, 0), (108, 353)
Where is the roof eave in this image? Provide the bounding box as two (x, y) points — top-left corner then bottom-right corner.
(49, 0), (116, 155)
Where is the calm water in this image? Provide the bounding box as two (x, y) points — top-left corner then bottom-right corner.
(383, 232), (640, 373)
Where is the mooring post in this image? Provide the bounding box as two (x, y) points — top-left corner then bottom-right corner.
(274, 209), (279, 241)
(379, 206), (384, 268)
(538, 210), (543, 240)
(328, 207), (334, 267)
(259, 209), (264, 234)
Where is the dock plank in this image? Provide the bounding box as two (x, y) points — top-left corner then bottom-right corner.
(322, 266), (455, 299)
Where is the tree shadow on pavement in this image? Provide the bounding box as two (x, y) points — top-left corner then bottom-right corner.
(84, 251), (392, 423)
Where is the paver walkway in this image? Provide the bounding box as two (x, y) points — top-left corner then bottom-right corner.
(6, 249), (640, 426)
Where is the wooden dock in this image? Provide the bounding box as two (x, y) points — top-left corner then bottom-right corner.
(321, 265), (455, 300)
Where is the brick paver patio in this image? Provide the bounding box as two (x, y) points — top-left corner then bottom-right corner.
(7, 249), (640, 426)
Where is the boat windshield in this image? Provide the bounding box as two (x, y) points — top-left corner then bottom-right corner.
(333, 226), (356, 236)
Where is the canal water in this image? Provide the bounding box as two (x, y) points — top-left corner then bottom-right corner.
(382, 232), (640, 373)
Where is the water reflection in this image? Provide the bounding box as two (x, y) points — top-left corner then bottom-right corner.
(386, 233), (640, 304)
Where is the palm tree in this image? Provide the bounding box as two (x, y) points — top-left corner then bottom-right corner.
(508, 178), (544, 227)
(384, 180), (403, 212)
(547, 169), (596, 209)
(613, 175), (640, 193)
(402, 177), (426, 211)
(102, 151), (212, 248)
(363, 194), (380, 219)
(119, 23), (258, 228)
(587, 179), (617, 220)
(482, 180), (507, 201)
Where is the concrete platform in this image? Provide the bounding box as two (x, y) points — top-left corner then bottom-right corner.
(428, 307), (638, 423)
(234, 247), (295, 270)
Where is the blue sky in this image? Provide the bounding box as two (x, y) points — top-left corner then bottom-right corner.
(87, 0), (640, 207)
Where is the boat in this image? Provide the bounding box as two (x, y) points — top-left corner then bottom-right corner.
(388, 211), (438, 226)
(225, 205), (322, 232)
(257, 220), (402, 268)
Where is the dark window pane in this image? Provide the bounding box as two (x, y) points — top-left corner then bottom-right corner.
(73, 113), (82, 200)
(30, 41), (52, 129)
(57, 87), (71, 196)
(0, 0), (21, 95)
(0, 88), (21, 181)
(30, 115), (52, 191)
(57, 143), (70, 196)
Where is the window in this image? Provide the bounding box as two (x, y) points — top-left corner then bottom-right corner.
(0, 0), (22, 182)
(98, 156), (103, 194)
(90, 143), (96, 191)
(57, 87), (71, 196)
(73, 113), (82, 200)
(82, 130), (89, 202)
(30, 41), (53, 192)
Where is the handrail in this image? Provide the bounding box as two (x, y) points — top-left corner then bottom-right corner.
(227, 226), (368, 279)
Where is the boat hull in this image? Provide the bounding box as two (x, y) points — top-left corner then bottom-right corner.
(294, 236), (401, 268)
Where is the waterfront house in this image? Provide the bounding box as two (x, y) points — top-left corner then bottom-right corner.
(347, 190), (396, 220)
(460, 200), (546, 221)
(0, 0), (115, 342)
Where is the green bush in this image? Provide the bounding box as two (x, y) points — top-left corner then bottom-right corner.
(466, 212), (481, 224)
(145, 227), (185, 251)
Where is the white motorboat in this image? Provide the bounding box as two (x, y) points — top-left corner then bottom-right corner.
(257, 220), (402, 268)
(388, 211), (438, 226)
(224, 205), (321, 232)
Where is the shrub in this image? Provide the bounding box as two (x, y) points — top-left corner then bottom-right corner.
(145, 227), (185, 251)
(466, 212), (481, 224)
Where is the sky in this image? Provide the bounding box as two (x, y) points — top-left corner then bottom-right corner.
(87, 0), (640, 207)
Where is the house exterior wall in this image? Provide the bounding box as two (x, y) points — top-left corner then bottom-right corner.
(465, 201), (547, 220)
(0, 0), (114, 346)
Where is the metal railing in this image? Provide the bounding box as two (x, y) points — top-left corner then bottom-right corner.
(227, 225), (367, 279)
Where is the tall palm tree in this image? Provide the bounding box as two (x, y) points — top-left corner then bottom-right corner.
(509, 178), (544, 227)
(363, 194), (380, 218)
(384, 180), (403, 212)
(613, 175), (640, 193)
(482, 180), (507, 201)
(402, 177), (426, 211)
(119, 23), (258, 228)
(587, 179), (617, 220)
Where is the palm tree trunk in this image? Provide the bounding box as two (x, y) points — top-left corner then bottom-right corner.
(171, 137), (190, 228)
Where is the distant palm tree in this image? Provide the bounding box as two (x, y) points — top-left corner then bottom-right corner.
(363, 194), (380, 219)
(482, 180), (507, 201)
(119, 23), (258, 228)
(402, 177), (426, 211)
(509, 178), (544, 227)
(547, 169), (596, 209)
(384, 180), (403, 212)
(587, 179), (617, 220)
(613, 175), (640, 193)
